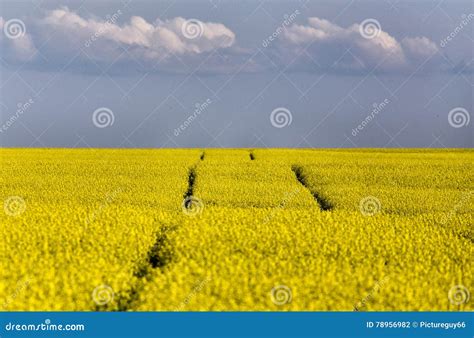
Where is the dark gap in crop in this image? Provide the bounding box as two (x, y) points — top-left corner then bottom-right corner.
(200, 151), (205, 161)
(457, 230), (473, 243)
(291, 165), (333, 211)
(115, 224), (177, 311)
(144, 226), (177, 271)
(249, 151), (255, 160)
(101, 162), (202, 311)
(183, 167), (196, 205)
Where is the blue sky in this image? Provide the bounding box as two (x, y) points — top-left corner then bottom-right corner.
(0, 0), (472, 148)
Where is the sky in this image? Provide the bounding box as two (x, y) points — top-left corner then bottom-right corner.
(0, 0), (472, 148)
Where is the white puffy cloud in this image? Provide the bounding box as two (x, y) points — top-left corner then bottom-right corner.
(401, 36), (439, 60)
(277, 17), (440, 73)
(36, 7), (235, 68)
(1, 8), (237, 73)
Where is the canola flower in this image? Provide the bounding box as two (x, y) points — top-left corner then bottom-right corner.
(0, 148), (472, 311)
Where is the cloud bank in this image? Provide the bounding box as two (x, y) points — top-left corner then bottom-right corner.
(275, 17), (443, 73)
(0, 9), (452, 75)
(39, 7), (235, 60)
(1, 7), (238, 73)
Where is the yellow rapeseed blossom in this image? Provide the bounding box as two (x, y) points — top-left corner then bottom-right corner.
(1, 148), (472, 311)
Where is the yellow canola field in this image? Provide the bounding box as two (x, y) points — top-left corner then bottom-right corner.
(1, 148), (472, 311)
